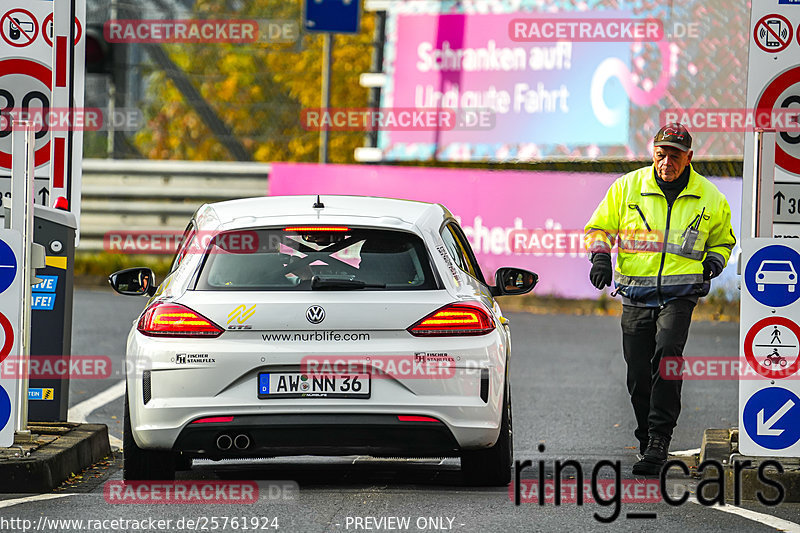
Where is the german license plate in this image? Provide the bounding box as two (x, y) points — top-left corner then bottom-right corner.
(258, 372), (370, 399)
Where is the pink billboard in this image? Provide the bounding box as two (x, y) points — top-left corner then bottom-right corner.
(269, 163), (741, 300)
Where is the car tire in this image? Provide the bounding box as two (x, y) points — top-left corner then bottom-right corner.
(461, 379), (512, 487)
(123, 388), (176, 481)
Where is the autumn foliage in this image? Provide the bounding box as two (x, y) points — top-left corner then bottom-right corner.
(135, 0), (375, 163)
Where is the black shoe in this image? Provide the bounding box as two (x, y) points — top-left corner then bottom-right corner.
(632, 433), (671, 476)
(635, 439), (646, 461)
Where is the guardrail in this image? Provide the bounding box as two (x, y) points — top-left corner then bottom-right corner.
(78, 159), (271, 253)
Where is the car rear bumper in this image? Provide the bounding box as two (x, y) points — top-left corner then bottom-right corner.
(126, 326), (508, 455)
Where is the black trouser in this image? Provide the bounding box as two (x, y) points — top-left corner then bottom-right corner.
(620, 299), (695, 443)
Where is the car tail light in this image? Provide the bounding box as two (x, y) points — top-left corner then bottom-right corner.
(283, 226), (350, 232)
(407, 303), (495, 337)
(137, 303), (224, 337)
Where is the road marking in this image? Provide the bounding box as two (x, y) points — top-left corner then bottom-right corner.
(690, 499), (800, 532)
(67, 381), (125, 423)
(670, 448), (701, 456)
(0, 493), (74, 509)
(68, 381), (126, 449)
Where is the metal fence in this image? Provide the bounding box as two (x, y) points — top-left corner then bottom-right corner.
(78, 159), (271, 252)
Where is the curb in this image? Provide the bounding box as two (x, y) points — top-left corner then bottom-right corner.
(699, 427), (800, 503)
(0, 423), (112, 493)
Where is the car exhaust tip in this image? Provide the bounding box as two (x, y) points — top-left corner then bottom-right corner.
(234, 434), (251, 450)
(216, 434), (233, 450)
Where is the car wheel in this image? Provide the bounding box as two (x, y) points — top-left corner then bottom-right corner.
(790, 285), (796, 293)
(758, 284), (764, 292)
(461, 379), (512, 487)
(123, 387), (176, 481)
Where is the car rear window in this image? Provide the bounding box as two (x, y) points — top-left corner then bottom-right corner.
(194, 227), (438, 291)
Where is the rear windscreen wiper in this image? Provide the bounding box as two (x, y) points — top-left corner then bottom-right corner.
(310, 276), (386, 290)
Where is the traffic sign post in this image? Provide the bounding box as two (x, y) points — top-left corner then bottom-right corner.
(303, 0), (363, 164)
(740, 239), (800, 456)
(740, 1), (800, 458)
(304, 0), (361, 34)
(0, 230), (22, 447)
(10, 121), (36, 436)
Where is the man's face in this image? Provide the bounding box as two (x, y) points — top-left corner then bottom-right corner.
(653, 146), (692, 182)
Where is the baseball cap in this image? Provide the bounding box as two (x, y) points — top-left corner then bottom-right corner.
(653, 123), (692, 152)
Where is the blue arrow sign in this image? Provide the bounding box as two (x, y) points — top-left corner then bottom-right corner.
(744, 244), (800, 307)
(304, 0), (360, 33)
(0, 384), (10, 431)
(0, 240), (17, 295)
(743, 387), (800, 450)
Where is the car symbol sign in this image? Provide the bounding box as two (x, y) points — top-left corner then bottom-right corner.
(306, 305), (325, 324)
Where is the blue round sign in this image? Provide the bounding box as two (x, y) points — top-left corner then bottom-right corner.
(745, 245), (800, 307)
(743, 387), (800, 450)
(0, 240), (16, 294)
(0, 384), (10, 432)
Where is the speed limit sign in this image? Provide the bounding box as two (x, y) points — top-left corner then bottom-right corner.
(757, 66), (800, 177)
(0, 58), (52, 169)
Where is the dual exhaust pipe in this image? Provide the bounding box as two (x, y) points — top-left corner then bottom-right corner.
(216, 433), (251, 451)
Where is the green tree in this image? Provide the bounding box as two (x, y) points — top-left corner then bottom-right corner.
(134, 0), (375, 163)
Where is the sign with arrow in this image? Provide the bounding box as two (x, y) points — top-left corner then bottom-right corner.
(774, 182), (800, 224)
(742, 386), (800, 451)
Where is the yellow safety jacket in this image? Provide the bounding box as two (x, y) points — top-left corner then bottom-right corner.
(584, 165), (736, 306)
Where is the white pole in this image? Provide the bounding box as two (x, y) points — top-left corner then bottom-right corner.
(10, 121), (35, 434)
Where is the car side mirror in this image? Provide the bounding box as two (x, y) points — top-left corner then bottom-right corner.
(109, 267), (157, 296)
(491, 267), (538, 296)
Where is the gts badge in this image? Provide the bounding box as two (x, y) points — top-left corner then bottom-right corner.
(228, 304), (256, 330)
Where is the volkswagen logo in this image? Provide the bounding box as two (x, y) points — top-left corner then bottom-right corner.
(306, 305), (326, 324)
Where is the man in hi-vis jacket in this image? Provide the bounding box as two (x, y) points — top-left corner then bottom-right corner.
(584, 123), (736, 476)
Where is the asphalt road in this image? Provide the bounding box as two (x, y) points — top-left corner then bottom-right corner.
(1, 288), (798, 532)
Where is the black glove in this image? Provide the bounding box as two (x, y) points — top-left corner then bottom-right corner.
(589, 253), (613, 289)
(702, 257), (723, 280)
